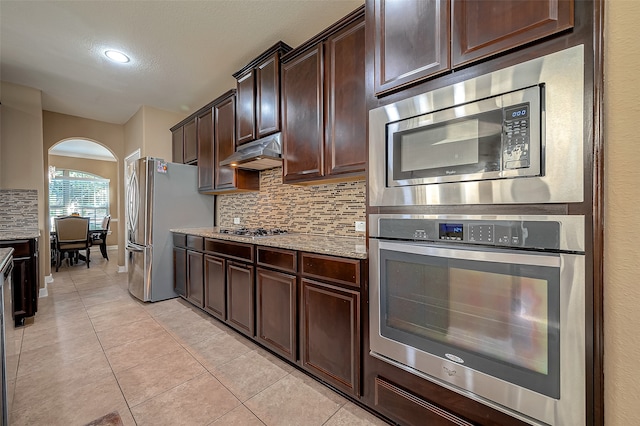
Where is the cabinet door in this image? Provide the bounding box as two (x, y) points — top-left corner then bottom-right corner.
(204, 254), (226, 320)
(11, 257), (30, 320)
(372, 0), (450, 95)
(236, 70), (255, 145)
(256, 268), (297, 361)
(173, 247), (187, 297)
(451, 0), (574, 66)
(197, 108), (214, 192)
(183, 118), (198, 164)
(226, 261), (255, 337)
(256, 53), (281, 138)
(186, 250), (204, 307)
(172, 127), (184, 164)
(325, 18), (366, 177)
(214, 94), (237, 190)
(282, 45), (324, 183)
(300, 278), (360, 396)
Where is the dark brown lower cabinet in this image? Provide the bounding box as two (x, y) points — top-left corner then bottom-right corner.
(204, 254), (226, 320)
(256, 268), (297, 361)
(300, 277), (360, 396)
(0, 238), (39, 326)
(186, 250), (204, 308)
(226, 261), (255, 337)
(173, 246), (187, 297)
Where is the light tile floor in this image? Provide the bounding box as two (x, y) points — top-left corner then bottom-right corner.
(11, 256), (389, 426)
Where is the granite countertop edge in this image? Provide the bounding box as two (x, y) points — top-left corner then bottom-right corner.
(0, 248), (14, 273)
(0, 228), (41, 241)
(171, 227), (368, 260)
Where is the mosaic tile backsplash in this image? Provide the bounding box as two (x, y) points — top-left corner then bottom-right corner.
(217, 168), (366, 237)
(0, 189), (39, 230)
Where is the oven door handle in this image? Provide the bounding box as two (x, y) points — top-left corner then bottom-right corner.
(377, 240), (561, 268)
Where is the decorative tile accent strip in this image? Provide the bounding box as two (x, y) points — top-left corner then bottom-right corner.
(217, 168), (366, 237)
(0, 189), (39, 229)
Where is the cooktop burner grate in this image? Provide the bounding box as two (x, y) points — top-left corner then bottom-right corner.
(218, 227), (289, 237)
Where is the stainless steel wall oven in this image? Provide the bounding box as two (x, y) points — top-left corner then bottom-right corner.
(369, 214), (585, 425)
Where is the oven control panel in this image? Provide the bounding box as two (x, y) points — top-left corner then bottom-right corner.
(379, 218), (560, 250)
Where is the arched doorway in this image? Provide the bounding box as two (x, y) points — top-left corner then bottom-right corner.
(47, 138), (119, 274)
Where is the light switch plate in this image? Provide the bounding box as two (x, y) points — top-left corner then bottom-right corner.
(355, 221), (366, 232)
(233, 218), (241, 225)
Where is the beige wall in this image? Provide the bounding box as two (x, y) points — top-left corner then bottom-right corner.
(0, 81), (47, 290)
(604, 0), (640, 424)
(48, 155), (119, 246)
(124, 105), (184, 161)
(42, 111), (126, 268)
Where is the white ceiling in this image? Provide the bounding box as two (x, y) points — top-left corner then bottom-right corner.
(0, 0), (364, 125)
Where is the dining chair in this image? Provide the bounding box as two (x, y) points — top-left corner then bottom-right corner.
(54, 216), (90, 271)
(91, 215), (111, 260)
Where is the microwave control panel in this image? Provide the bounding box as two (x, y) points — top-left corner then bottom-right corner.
(378, 219), (560, 250)
(503, 103), (530, 170)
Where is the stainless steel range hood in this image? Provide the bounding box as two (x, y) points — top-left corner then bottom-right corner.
(219, 133), (282, 170)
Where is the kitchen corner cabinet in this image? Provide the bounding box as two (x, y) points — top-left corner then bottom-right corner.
(233, 42), (292, 146)
(171, 117), (197, 165)
(0, 238), (39, 326)
(300, 252), (361, 396)
(370, 0), (574, 95)
(281, 7), (366, 184)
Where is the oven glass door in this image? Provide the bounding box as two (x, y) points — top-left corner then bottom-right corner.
(378, 241), (560, 398)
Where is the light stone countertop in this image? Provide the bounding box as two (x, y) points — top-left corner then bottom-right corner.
(171, 227), (368, 259)
(0, 228), (41, 241)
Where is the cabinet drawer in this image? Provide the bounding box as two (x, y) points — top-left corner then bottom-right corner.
(301, 253), (360, 288)
(0, 240), (31, 258)
(257, 247), (297, 273)
(186, 235), (203, 251)
(374, 378), (473, 426)
(172, 233), (187, 248)
(205, 239), (254, 262)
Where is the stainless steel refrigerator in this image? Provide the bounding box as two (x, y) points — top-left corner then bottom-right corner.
(126, 157), (214, 302)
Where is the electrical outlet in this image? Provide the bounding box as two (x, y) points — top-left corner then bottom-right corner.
(355, 221), (366, 232)
(233, 217), (241, 225)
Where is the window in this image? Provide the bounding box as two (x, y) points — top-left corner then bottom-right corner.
(49, 169), (110, 229)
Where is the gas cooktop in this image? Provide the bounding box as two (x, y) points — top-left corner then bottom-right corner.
(218, 227), (290, 237)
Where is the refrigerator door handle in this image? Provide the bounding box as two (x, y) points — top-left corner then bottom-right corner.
(125, 243), (145, 252)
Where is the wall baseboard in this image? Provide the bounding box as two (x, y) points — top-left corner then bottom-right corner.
(118, 265), (127, 273)
(39, 275), (52, 298)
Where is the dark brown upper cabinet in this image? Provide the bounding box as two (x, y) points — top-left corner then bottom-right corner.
(281, 6), (365, 184)
(213, 90), (260, 193)
(197, 106), (214, 192)
(451, 0), (574, 66)
(183, 117), (198, 164)
(171, 126), (184, 164)
(372, 0), (450, 96)
(370, 0), (574, 96)
(233, 42), (292, 146)
(171, 116), (197, 165)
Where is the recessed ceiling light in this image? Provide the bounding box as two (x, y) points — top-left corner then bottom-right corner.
(104, 49), (130, 63)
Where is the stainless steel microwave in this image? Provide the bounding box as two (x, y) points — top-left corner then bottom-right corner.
(369, 45), (585, 206)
